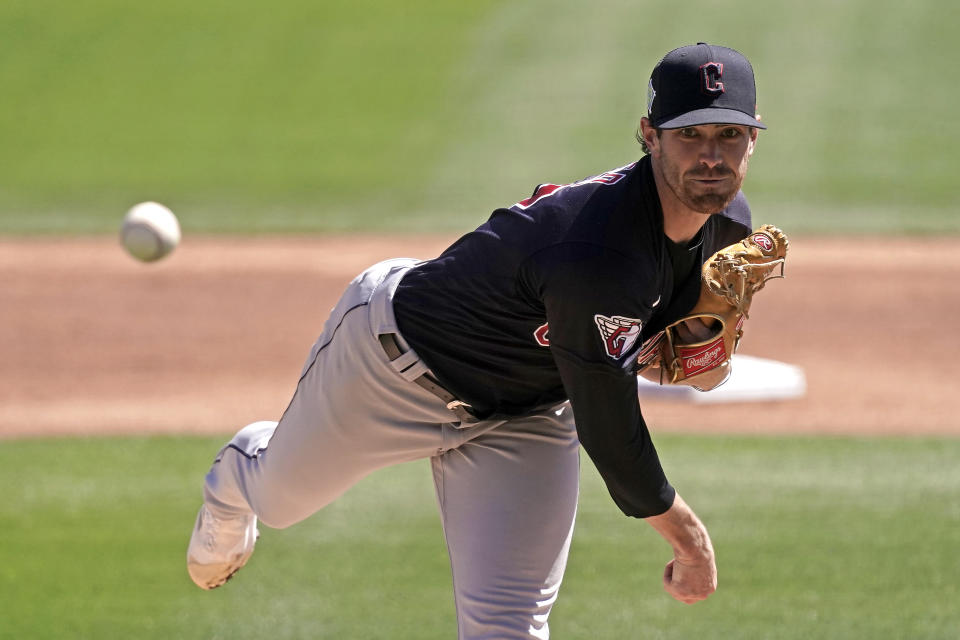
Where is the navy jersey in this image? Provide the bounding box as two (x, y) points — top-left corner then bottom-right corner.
(393, 155), (751, 517)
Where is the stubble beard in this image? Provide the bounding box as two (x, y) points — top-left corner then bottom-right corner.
(662, 158), (747, 215)
(688, 191), (735, 214)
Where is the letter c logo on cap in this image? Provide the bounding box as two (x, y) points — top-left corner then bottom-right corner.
(700, 62), (724, 96)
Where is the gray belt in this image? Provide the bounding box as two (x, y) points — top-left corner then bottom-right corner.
(378, 333), (478, 424)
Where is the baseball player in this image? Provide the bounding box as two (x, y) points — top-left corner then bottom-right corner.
(188, 42), (767, 638)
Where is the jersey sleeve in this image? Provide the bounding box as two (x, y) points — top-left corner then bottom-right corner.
(529, 243), (676, 517)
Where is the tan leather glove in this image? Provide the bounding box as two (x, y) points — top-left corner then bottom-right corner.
(639, 225), (789, 391)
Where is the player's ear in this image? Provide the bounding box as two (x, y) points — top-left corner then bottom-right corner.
(639, 118), (661, 155)
(747, 126), (759, 156)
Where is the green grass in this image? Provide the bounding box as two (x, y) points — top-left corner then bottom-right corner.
(1, 0), (957, 234)
(1, 434), (957, 638)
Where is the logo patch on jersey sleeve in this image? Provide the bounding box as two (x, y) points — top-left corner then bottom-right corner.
(594, 315), (643, 359)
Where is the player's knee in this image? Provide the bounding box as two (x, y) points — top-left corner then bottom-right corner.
(225, 421), (278, 457)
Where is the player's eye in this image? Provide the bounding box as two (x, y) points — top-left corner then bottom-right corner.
(678, 127), (698, 138)
(719, 127), (742, 138)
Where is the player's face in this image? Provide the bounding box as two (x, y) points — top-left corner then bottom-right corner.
(649, 123), (758, 214)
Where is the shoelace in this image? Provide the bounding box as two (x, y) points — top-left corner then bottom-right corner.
(202, 510), (221, 552)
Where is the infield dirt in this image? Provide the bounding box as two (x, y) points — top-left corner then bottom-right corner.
(2, 235), (958, 439)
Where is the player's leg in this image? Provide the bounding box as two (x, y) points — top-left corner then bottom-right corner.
(432, 404), (580, 639)
(200, 303), (451, 530)
(188, 259), (456, 588)
(185, 420), (273, 590)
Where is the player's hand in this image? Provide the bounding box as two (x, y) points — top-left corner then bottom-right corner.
(673, 317), (718, 343)
(662, 554), (717, 604)
(645, 493), (717, 604)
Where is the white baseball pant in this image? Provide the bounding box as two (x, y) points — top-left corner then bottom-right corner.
(202, 258), (581, 639)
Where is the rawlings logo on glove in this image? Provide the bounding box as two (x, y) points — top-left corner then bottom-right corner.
(638, 225), (789, 391)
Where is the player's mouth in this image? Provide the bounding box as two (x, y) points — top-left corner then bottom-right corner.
(686, 170), (734, 187)
(689, 177), (729, 188)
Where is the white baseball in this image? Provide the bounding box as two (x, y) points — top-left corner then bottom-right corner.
(120, 201), (181, 262)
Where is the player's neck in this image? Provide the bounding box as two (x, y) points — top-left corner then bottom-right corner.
(661, 207), (710, 246)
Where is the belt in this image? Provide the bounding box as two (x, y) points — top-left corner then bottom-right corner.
(378, 333), (478, 423)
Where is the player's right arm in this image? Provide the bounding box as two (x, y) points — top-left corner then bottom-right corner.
(644, 492), (717, 603)
(533, 244), (717, 602)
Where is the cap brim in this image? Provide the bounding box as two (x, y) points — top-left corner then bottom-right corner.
(655, 108), (767, 130)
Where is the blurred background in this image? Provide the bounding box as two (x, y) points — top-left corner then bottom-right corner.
(1, 0), (956, 234)
(2, 1), (958, 638)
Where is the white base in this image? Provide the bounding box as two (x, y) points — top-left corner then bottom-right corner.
(637, 355), (807, 404)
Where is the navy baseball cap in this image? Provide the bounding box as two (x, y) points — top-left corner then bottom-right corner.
(647, 43), (766, 130)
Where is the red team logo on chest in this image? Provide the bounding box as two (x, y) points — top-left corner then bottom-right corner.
(594, 315), (643, 359)
(533, 323), (551, 347)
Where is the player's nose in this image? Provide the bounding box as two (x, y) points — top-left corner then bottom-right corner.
(698, 140), (723, 168)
